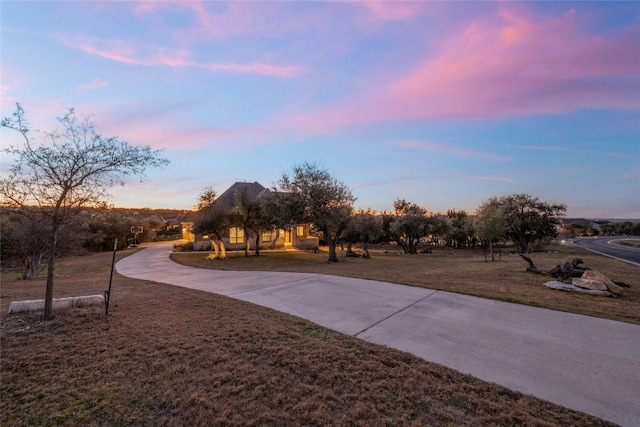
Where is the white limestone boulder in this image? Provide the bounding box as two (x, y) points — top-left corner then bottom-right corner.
(572, 278), (608, 291)
(544, 281), (613, 296)
(8, 295), (105, 314)
(581, 270), (624, 296)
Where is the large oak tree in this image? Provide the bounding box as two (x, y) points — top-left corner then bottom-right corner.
(275, 163), (355, 262)
(478, 193), (566, 254)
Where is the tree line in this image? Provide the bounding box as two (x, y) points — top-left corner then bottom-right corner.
(192, 162), (569, 263)
(0, 208), (181, 279)
(559, 220), (640, 238)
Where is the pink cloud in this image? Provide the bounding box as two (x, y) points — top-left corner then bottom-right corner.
(88, 118), (261, 152)
(616, 167), (639, 180)
(389, 8), (639, 117)
(132, 1), (322, 41)
(75, 78), (108, 91)
(61, 37), (302, 78)
(187, 1), (261, 40)
(77, 100), (283, 152)
(396, 140), (512, 161)
(286, 7), (640, 130)
(360, 1), (426, 22)
(0, 66), (27, 106)
(202, 62), (302, 79)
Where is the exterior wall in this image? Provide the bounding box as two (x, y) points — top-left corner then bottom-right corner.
(193, 235), (211, 251)
(292, 236), (320, 250)
(292, 224), (319, 250)
(190, 224), (319, 251)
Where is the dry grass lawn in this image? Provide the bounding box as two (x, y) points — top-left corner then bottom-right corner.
(612, 240), (640, 249)
(1, 243), (634, 426)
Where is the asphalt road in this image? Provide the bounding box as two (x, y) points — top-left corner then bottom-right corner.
(574, 236), (640, 266)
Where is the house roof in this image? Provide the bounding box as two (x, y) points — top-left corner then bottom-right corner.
(168, 212), (196, 225)
(215, 182), (269, 211)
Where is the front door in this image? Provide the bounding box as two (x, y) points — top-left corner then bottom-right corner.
(284, 228), (292, 247)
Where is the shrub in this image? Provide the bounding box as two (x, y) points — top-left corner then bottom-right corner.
(173, 242), (193, 252)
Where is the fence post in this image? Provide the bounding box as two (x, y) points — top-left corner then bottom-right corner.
(104, 238), (118, 315)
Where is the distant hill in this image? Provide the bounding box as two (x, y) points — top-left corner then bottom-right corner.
(562, 218), (640, 225)
(109, 208), (194, 218)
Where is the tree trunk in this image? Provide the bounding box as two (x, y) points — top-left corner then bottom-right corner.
(254, 234), (260, 256)
(489, 239), (495, 261)
(519, 254), (588, 280)
(44, 230), (58, 320)
(327, 239), (339, 262)
(363, 241), (371, 258)
(520, 254), (548, 274)
(517, 236), (528, 253)
(218, 239), (226, 259)
(346, 242), (355, 256)
(270, 229), (279, 249)
(209, 238), (220, 259)
(244, 227), (250, 257)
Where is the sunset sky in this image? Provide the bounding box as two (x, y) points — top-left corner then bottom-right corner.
(1, 1), (639, 218)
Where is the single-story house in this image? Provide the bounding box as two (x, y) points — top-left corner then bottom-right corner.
(183, 181), (319, 251)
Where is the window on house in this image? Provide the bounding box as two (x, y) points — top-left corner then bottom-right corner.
(229, 227), (244, 244)
(296, 225), (305, 237)
(262, 231), (272, 242)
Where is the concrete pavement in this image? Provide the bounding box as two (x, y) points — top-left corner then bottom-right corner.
(116, 241), (640, 426)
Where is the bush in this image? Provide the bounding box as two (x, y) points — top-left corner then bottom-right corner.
(173, 242), (193, 252)
(529, 237), (553, 253)
(156, 228), (182, 237)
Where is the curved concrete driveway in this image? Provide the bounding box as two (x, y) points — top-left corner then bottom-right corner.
(117, 242), (640, 426)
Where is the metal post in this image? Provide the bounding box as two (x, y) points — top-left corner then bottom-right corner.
(104, 238), (118, 315)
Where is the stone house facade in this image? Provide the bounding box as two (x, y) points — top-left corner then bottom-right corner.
(183, 181), (319, 251)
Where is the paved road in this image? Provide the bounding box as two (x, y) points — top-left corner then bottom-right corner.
(574, 236), (640, 266)
(116, 242), (640, 426)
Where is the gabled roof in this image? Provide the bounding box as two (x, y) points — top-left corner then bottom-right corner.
(215, 182), (269, 211)
(169, 212), (196, 225)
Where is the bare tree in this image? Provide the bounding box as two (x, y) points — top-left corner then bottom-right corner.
(195, 186), (217, 211)
(1, 104), (169, 319)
